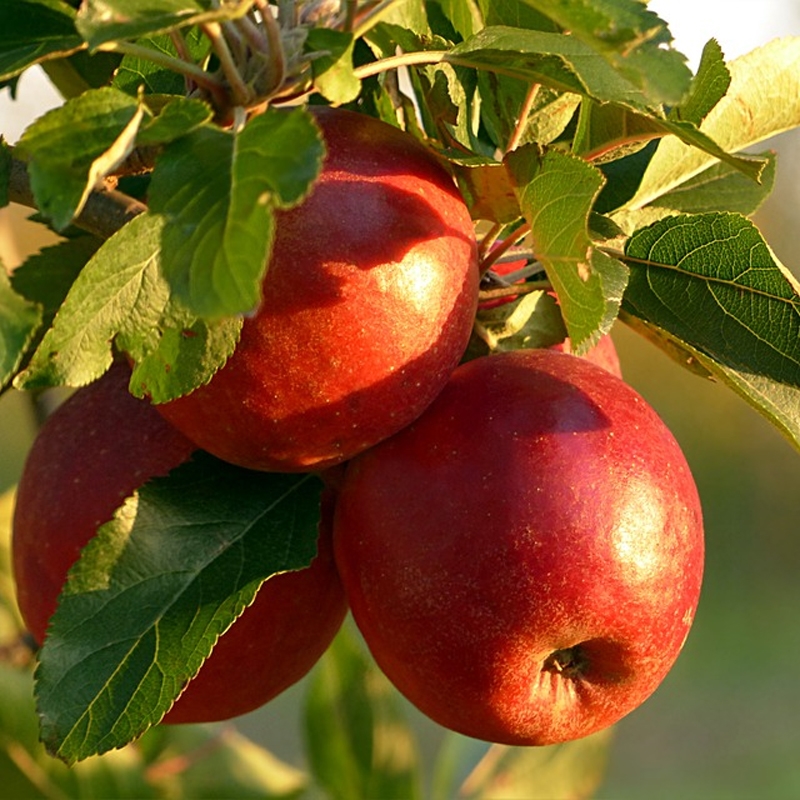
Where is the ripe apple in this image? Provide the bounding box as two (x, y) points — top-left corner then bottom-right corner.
(12, 362), (347, 723)
(333, 349), (704, 746)
(152, 106), (479, 473)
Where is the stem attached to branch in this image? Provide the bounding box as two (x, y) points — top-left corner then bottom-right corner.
(8, 156), (146, 241)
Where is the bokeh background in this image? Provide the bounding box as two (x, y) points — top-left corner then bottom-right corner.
(2, 2), (800, 797)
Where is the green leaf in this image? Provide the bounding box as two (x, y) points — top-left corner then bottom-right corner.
(304, 626), (423, 800)
(36, 455), (323, 764)
(0, 269), (41, 392)
(521, 0), (692, 105)
(113, 29), (211, 96)
(451, 159), (521, 222)
(307, 28), (361, 105)
(626, 37), (800, 210)
(136, 97), (214, 146)
(148, 108), (324, 318)
(457, 728), (613, 799)
(15, 87), (148, 230)
(0, 0), (84, 82)
(507, 145), (628, 349)
(42, 49), (123, 98)
(76, 0), (251, 48)
(674, 38), (730, 126)
(622, 212), (800, 447)
(13, 213), (241, 401)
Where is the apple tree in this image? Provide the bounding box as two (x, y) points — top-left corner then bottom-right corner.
(1, 0), (799, 797)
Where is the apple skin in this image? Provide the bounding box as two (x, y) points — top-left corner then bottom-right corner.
(333, 349), (704, 746)
(12, 362), (347, 723)
(153, 106), (479, 473)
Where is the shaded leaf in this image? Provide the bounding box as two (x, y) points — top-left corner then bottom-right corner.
(113, 29), (211, 96)
(0, 138), (10, 207)
(507, 145), (628, 350)
(148, 108), (324, 318)
(15, 87), (148, 230)
(136, 97), (214, 145)
(0, 0), (84, 82)
(0, 269), (41, 392)
(304, 626), (422, 800)
(36, 455), (323, 763)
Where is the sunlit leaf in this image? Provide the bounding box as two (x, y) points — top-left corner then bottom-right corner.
(507, 145), (628, 350)
(626, 37), (800, 210)
(36, 456), (323, 763)
(148, 108), (324, 318)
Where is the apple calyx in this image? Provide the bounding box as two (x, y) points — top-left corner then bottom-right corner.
(543, 645), (590, 679)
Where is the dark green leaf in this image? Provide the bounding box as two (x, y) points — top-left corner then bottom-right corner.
(42, 49), (123, 99)
(0, 0), (84, 82)
(14, 87), (148, 230)
(36, 456), (323, 763)
(623, 212), (800, 447)
(507, 145), (628, 350)
(673, 38), (731, 125)
(521, 0), (692, 105)
(304, 625), (422, 800)
(13, 213), (241, 401)
(148, 108), (324, 318)
(113, 29), (211, 96)
(76, 0), (246, 48)
(0, 269), (41, 392)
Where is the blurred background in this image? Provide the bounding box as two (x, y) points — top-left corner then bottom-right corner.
(2, 2), (800, 797)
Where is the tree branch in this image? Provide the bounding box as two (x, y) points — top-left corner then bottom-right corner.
(7, 156), (146, 241)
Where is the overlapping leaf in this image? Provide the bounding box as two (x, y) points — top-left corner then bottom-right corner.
(148, 107), (324, 318)
(521, 0), (692, 105)
(507, 145), (628, 350)
(76, 0), (253, 49)
(36, 455), (323, 763)
(0, 0), (84, 82)
(0, 270), (41, 392)
(14, 213), (241, 401)
(14, 87), (148, 230)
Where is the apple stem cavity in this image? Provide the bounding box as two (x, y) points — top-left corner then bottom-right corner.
(543, 645), (590, 679)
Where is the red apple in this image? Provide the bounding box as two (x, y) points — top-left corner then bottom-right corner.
(12, 362), (347, 723)
(333, 349), (704, 746)
(152, 106), (479, 473)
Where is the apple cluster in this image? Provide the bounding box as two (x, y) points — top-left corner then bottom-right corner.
(12, 108), (704, 745)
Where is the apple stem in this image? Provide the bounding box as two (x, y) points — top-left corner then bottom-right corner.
(478, 223), (532, 274)
(544, 646), (590, 678)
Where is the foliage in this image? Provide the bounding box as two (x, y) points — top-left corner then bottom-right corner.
(1, 0), (799, 796)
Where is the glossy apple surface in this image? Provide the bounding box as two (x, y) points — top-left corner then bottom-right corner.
(12, 363), (347, 723)
(154, 106), (479, 473)
(333, 349), (704, 746)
